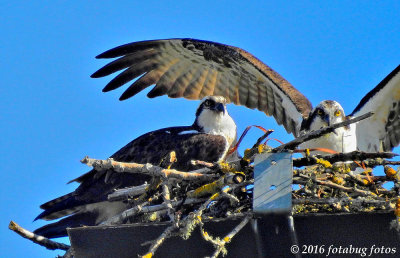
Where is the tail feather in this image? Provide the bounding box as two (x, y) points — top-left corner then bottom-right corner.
(39, 192), (75, 210)
(34, 201), (128, 238)
(34, 212), (98, 238)
(35, 195), (95, 221)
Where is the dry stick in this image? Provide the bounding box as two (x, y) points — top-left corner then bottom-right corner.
(61, 248), (74, 258)
(162, 183), (175, 223)
(81, 156), (217, 182)
(102, 198), (207, 226)
(210, 215), (252, 258)
(293, 151), (397, 167)
(8, 221), (70, 251)
(274, 112), (374, 152)
(108, 183), (149, 201)
(101, 201), (149, 226)
(221, 191), (240, 203)
(292, 197), (391, 206)
(192, 159), (243, 174)
(253, 129), (275, 147)
(190, 167), (215, 174)
(191, 160), (215, 168)
(384, 161), (400, 165)
(243, 130), (275, 161)
(142, 187), (234, 257)
(360, 159), (400, 168)
(298, 174), (375, 196)
(141, 224), (177, 258)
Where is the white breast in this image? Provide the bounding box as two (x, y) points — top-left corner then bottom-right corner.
(197, 110), (237, 146)
(300, 123), (357, 155)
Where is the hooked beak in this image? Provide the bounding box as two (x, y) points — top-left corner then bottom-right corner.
(323, 115), (339, 135)
(323, 115), (331, 126)
(212, 103), (225, 113)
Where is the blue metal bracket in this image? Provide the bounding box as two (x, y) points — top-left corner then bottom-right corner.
(253, 152), (292, 214)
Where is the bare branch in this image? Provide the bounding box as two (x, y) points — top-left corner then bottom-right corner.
(108, 183), (149, 201)
(140, 223), (177, 258)
(9, 221), (70, 251)
(102, 198), (207, 226)
(274, 112), (373, 152)
(293, 151), (397, 167)
(162, 183), (175, 223)
(81, 156), (217, 182)
(210, 215), (252, 258)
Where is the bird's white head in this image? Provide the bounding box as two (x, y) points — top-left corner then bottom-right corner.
(194, 96), (237, 144)
(301, 100), (346, 131)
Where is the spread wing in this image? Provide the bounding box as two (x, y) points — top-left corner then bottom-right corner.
(350, 65), (400, 151)
(34, 126), (232, 238)
(91, 38), (312, 136)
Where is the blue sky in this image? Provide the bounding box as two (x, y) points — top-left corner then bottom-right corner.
(1, 1), (400, 257)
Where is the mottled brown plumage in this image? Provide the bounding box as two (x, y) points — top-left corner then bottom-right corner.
(92, 38), (400, 153)
(92, 38), (312, 136)
(34, 96), (238, 238)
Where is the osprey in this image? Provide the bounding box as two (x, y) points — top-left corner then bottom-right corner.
(34, 96), (237, 238)
(91, 38), (400, 153)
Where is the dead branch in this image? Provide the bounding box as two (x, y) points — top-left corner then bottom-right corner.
(60, 248), (74, 258)
(108, 183), (149, 201)
(102, 197), (207, 226)
(293, 151), (397, 167)
(293, 196), (395, 215)
(242, 130), (274, 162)
(293, 197), (391, 206)
(162, 183), (175, 223)
(210, 215), (252, 258)
(141, 223), (177, 258)
(9, 221), (70, 251)
(274, 112), (373, 152)
(81, 156), (217, 182)
(140, 187), (236, 257)
(191, 160), (215, 168)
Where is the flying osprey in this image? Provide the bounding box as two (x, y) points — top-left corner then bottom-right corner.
(34, 96), (237, 238)
(91, 38), (400, 153)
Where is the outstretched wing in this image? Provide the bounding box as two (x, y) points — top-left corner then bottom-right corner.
(92, 38), (312, 136)
(350, 65), (400, 151)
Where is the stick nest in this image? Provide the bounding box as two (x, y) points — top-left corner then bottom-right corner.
(10, 118), (400, 257)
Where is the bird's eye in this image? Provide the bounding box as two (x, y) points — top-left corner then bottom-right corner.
(204, 100), (212, 106)
(317, 109), (323, 116)
(334, 110), (341, 117)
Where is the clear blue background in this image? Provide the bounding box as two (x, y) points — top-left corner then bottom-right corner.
(2, 1), (400, 257)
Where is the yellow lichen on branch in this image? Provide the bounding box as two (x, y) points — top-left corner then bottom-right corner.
(81, 156), (217, 182)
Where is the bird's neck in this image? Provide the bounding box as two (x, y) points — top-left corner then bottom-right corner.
(195, 112), (237, 146)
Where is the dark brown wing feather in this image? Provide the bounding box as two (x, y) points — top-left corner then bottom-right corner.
(36, 126), (230, 220)
(92, 38), (312, 136)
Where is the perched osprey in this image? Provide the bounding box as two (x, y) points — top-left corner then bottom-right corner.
(91, 38), (400, 153)
(34, 96), (237, 238)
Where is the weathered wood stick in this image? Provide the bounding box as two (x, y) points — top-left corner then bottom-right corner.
(108, 183), (149, 201)
(8, 221), (70, 251)
(274, 112), (373, 152)
(102, 198), (207, 226)
(293, 197), (391, 206)
(293, 151), (397, 167)
(210, 215), (252, 258)
(81, 156), (217, 182)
